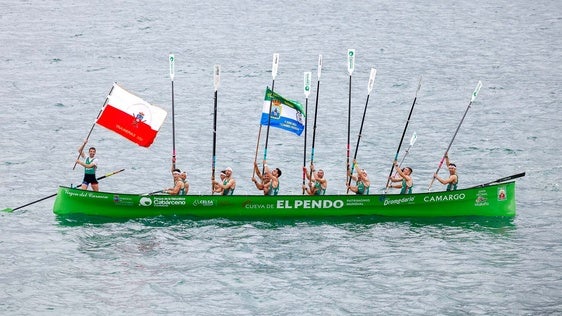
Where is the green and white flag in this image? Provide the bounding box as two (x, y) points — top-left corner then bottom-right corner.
(260, 87), (305, 136)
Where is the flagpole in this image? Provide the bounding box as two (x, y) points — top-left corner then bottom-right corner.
(72, 84), (115, 170)
(309, 54), (322, 180)
(346, 49), (355, 184)
(302, 72), (312, 194)
(169, 54), (176, 170)
(212, 65), (220, 194)
(262, 53), (279, 172)
(347, 68), (377, 193)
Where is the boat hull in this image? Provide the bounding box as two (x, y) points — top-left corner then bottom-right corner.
(52, 181), (517, 219)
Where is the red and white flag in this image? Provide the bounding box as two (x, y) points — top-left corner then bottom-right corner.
(96, 83), (167, 147)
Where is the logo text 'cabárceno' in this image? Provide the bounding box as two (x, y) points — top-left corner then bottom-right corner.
(277, 199), (344, 209)
(153, 197), (186, 206)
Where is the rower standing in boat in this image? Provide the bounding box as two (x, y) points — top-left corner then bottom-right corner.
(252, 160), (281, 195)
(389, 160), (413, 194)
(213, 167), (236, 195)
(75, 140), (99, 191)
(302, 163), (327, 195)
(347, 161), (370, 195)
(433, 154), (458, 191)
(165, 168), (186, 195)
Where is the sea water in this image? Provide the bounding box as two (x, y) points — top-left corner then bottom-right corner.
(1, 0), (561, 314)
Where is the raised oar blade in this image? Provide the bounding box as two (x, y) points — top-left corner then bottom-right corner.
(347, 49), (355, 76)
(409, 131), (418, 146)
(471, 80), (483, 102)
(169, 54), (175, 81)
(304, 72), (311, 98)
(367, 68), (377, 94)
(272, 53), (279, 80)
(214, 64), (221, 91)
(317, 54), (323, 80)
(399, 132), (417, 165)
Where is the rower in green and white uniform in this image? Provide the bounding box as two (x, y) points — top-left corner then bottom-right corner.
(389, 161), (413, 194)
(76, 140), (99, 191)
(165, 168), (186, 195)
(434, 154), (458, 191)
(213, 167), (236, 195)
(347, 161), (370, 195)
(252, 160), (281, 196)
(303, 164), (328, 195)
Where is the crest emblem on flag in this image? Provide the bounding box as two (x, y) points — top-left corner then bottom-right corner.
(96, 83), (167, 147)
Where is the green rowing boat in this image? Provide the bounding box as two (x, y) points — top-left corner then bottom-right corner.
(53, 180), (517, 219)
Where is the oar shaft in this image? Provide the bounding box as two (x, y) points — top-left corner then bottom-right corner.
(212, 89), (218, 193)
(302, 97), (308, 194)
(170, 54), (176, 169)
(252, 125), (262, 179)
(96, 168), (125, 180)
(347, 94), (371, 188)
(310, 74), (321, 181)
(467, 172), (526, 189)
(10, 193), (58, 212)
(171, 79), (176, 169)
(428, 81), (482, 191)
(346, 75), (352, 182)
(384, 78), (421, 190)
(263, 80), (275, 168)
(4, 168), (124, 212)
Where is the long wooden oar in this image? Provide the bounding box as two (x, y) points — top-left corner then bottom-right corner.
(346, 49), (355, 184)
(2, 168), (125, 213)
(212, 65), (220, 194)
(72, 85), (115, 170)
(259, 53), (279, 174)
(309, 55), (322, 180)
(169, 54), (177, 170)
(384, 77), (422, 191)
(467, 172), (526, 189)
(302, 71), (311, 194)
(347, 68), (377, 192)
(428, 81), (483, 191)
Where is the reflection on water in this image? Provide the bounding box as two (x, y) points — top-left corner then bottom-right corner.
(57, 213), (515, 233)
